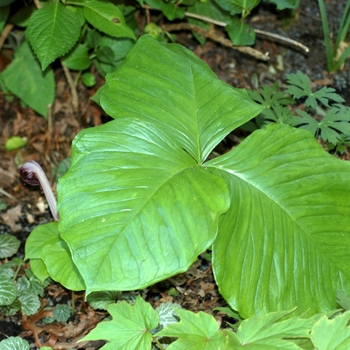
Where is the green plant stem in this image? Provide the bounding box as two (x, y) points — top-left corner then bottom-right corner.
(317, 0), (333, 71)
(152, 336), (166, 350)
(12, 262), (24, 281)
(335, 0), (350, 49)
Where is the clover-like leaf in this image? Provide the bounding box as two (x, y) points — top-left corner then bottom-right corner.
(285, 71), (344, 108)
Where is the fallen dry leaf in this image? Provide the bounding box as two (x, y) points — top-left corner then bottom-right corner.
(1, 203), (22, 232)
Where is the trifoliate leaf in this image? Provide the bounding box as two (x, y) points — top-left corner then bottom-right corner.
(0, 234), (20, 258)
(80, 295), (159, 349)
(262, 105), (299, 125)
(248, 83), (293, 107)
(310, 311), (350, 350)
(295, 106), (350, 145)
(27, 1), (81, 70)
(285, 71), (345, 108)
(156, 308), (227, 350)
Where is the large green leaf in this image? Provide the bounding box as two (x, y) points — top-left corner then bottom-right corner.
(57, 36), (262, 294)
(58, 119), (229, 294)
(207, 123), (350, 317)
(27, 1), (81, 70)
(101, 35), (262, 163)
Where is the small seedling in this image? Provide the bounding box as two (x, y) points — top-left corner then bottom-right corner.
(249, 70), (350, 152)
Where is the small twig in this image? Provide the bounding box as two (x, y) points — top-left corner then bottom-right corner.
(254, 29), (309, 53)
(33, 0), (42, 9)
(184, 11), (309, 53)
(0, 23), (14, 51)
(0, 188), (15, 200)
(161, 23), (270, 61)
(143, 5), (309, 54)
(61, 60), (79, 113)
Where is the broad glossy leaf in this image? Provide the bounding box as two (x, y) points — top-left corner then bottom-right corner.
(25, 222), (85, 291)
(0, 40), (54, 117)
(101, 35), (263, 163)
(207, 124), (350, 317)
(58, 36), (262, 294)
(81, 295), (158, 349)
(58, 119), (230, 294)
(27, 2), (81, 70)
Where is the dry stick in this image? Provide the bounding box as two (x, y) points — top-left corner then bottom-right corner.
(0, 188), (15, 200)
(0, 23), (14, 51)
(184, 11), (310, 53)
(161, 22), (270, 61)
(61, 61), (79, 113)
(33, 0), (42, 9)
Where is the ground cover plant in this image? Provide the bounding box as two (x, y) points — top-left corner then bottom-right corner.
(10, 35), (350, 348)
(247, 70), (350, 152)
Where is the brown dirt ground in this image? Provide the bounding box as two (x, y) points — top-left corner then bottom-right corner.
(1, 0), (350, 348)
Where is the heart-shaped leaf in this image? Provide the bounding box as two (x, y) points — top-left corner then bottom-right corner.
(57, 36), (262, 294)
